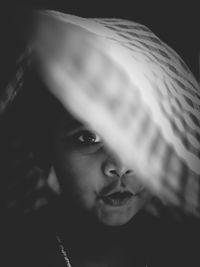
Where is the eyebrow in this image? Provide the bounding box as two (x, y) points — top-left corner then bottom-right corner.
(65, 125), (87, 136)
(58, 114), (101, 137)
(59, 114), (83, 132)
(64, 124), (102, 141)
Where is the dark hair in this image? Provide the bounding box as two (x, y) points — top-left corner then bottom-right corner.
(0, 70), (67, 213)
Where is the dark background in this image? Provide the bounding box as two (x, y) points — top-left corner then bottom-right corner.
(0, 0), (199, 89)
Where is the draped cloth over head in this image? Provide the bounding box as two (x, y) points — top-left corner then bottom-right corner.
(1, 10), (200, 216)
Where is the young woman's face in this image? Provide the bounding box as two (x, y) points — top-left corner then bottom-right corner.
(53, 114), (151, 226)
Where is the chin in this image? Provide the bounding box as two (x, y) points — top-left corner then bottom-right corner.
(94, 197), (148, 226)
(101, 218), (132, 226)
(97, 209), (138, 227)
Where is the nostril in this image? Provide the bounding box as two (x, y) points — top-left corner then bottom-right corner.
(109, 169), (118, 176)
(125, 169), (133, 175)
(104, 167), (119, 177)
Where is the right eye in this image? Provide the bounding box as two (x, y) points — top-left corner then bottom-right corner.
(75, 130), (102, 145)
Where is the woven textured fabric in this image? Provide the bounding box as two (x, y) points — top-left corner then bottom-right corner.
(1, 10), (200, 216)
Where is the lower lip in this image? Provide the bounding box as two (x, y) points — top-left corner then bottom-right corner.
(100, 195), (134, 207)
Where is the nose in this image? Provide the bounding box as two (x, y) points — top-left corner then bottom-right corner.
(102, 156), (133, 178)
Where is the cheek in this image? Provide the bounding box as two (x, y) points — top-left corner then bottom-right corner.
(133, 191), (152, 215)
(55, 149), (104, 208)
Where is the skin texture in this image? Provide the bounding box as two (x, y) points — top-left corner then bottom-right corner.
(53, 113), (152, 226)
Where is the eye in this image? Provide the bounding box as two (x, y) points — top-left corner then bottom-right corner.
(76, 130), (101, 145)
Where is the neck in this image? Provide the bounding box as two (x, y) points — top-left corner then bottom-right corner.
(48, 197), (153, 266)
(52, 198), (147, 258)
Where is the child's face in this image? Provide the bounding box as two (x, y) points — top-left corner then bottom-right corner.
(53, 114), (151, 226)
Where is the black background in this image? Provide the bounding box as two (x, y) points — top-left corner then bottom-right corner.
(0, 0), (199, 88)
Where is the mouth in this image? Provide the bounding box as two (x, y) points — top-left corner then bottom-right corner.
(99, 191), (134, 207)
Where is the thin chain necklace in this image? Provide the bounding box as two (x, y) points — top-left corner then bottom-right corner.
(56, 235), (149, 267)
(56, 235), (72, 267)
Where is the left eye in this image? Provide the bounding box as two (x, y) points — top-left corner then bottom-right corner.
(76, 130), (101, 145)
